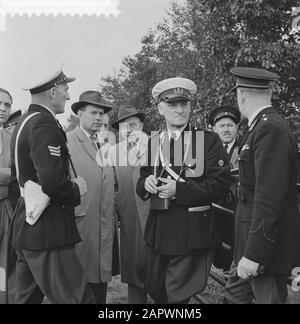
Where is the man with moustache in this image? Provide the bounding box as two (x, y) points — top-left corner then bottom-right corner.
(208, 106), (241, 271)
(136, 77), (230, 304)
(10, 68), (95, 304)
(209, 105), (241, 169)
(109, 106), (149, 304)
(68, 91), (118, 304)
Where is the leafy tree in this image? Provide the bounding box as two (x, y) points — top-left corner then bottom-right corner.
(64, 114), (79, 133)
(95, 0), (300, 136)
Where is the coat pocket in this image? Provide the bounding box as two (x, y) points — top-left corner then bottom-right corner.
(188, 209), (220, 252)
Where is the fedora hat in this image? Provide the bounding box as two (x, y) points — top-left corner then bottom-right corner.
(111, 105), (146, 129)
(71, 90), (113, 115)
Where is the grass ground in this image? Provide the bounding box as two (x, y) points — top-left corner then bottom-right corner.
(106, 271), (300, 304)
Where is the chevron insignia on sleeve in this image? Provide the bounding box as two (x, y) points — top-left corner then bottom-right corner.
(48, 145), (61, 157)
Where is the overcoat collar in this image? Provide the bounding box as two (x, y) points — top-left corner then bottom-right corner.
(73, 126), (98, 162)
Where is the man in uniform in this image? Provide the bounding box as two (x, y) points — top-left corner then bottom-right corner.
(224, 67), (300, 304)
(208, 105), (241, 169)
(68, 90), (117, 304)
(136, 77), (230, 303)
(4, 110), (22, 134)
(208, 105), (241, 271)
(10, 68), (95, 304)
(109, 105), (149, 304)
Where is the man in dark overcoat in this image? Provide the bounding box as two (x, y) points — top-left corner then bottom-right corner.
(224, 67), (300, 304)
(208, 105), (241, 271)
(10, 67), (95, 304)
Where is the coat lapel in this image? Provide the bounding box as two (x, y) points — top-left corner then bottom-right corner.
(74, 127), (98, 162)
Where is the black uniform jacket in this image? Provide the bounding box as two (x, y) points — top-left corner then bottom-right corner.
(213, 139), (240, 270)
(136, 125), (231, 255)
(10, 104), (81, 250)
(235, 107), (300, 275)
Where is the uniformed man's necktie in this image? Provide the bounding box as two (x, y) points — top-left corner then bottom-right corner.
(224, 144), (229, 154)
(170, 132), (176, 165)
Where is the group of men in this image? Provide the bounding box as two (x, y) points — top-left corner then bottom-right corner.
(0, 65), (299, 304)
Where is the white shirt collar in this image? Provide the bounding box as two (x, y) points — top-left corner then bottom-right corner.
(167, 124), (188, 140)
(38, 104), (56, 119)
(248, 105), (272, 126)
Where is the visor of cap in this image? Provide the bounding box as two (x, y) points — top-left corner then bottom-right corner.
(27, 72), (76, 94)
(159, 88), (192, 102)
(214, 112), (238, 124)
(234, 76), (271, 90)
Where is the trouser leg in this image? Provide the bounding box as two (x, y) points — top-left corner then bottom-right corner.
(0, 204), (17, 304)
(14, 248), (44, 304)
(22, 248), (95, 304)
(166, 252), (213, 304)
(88, 282), (108, 304)
(224, 261), (288, 304)
(251, 276), (288, 304)
(224, 261), (253, 304)
(137, 244), (168, 304)
(128, 284), (147, 304)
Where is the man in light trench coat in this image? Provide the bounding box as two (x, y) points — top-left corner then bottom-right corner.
(67, 90), (119, 304)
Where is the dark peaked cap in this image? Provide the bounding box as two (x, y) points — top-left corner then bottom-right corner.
(230, 67), (280, 90)
(208, 105), (241, 126)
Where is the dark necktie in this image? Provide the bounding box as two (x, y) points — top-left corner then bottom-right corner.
(224, 144), (229, 154)
(90, 134), (100, 150)
(170, 132), (176, 165)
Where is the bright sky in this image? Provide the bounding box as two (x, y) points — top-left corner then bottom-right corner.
(0, 0), (183, 125)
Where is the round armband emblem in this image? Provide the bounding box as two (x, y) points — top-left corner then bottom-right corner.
(219, 160), (224, 167)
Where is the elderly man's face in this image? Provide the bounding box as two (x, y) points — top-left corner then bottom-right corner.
(158, 100), (191, 129)
(0, 92), (12, 126)
(79, 105), (104, 135)
(213, 117), (238, 144)
(99, 114), (110, 133)
(119, 116), (143, 142)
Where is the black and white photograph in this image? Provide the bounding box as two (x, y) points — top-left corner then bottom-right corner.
(0, 0), (300, 309)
